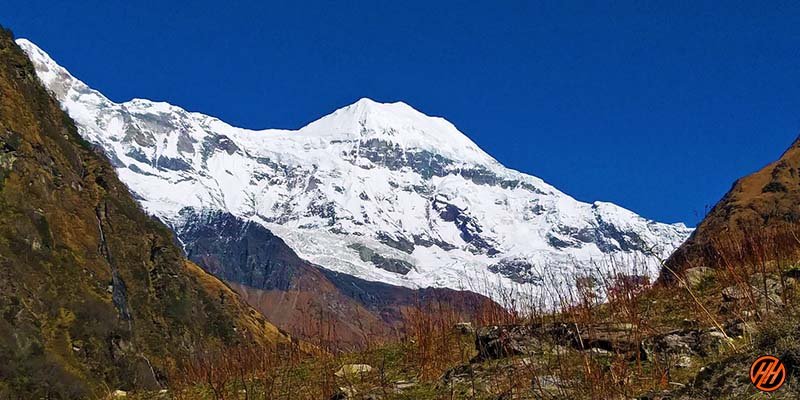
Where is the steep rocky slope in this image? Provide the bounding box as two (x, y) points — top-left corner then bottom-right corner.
(176, 209), (504, 349)
(664, 135), (800, 278)
(0, 28), (289, 398)
(16, 38), (692, 303)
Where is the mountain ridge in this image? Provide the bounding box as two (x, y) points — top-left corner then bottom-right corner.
(17, 37), (693, 303)
(15, 38), (496, 165)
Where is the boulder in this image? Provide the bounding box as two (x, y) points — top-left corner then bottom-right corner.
(474, 322), (646, 361)
(473, 325), (540, 361)
(723, 319), (756, 338)
(645, 327), (730, 368)
(560, 322), (644, 360)
(721, 273), (789, 314)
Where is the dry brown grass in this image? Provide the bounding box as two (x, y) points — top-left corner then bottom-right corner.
(156, 224), (800, 399)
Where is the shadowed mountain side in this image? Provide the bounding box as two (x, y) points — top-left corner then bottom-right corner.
(175, 209), (506, 349)
(0, 28), (290, 398)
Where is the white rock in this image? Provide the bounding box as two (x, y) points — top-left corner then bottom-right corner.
(335, 364), (373, 378)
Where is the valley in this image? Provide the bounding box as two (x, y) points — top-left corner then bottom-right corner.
(2, 13), (800, 399)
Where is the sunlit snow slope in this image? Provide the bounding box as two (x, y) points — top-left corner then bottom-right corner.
(18, 38), (692, 302)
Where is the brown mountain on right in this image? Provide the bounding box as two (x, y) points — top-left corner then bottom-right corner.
(662, 134), (800, 281)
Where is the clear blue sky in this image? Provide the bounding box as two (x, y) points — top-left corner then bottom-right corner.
(6, 1), (800, 225)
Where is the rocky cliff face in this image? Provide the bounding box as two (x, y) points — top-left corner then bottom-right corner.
(16, 38), (692, 303)
(0, 28), (289, 398)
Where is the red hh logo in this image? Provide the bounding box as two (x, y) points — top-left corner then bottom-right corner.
(750, 355), (786, 392)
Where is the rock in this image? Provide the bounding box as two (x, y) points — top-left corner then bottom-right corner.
(440, 365), (482, 396)
(637, 388), (692, 400)
(658, 332), (694, 354)
(564, 323), (645, 360)
(723, 319), (755, 338)
(547, 344), (571, 357)
(721, 285), (749, 302)
(683, 266), (714, 287)
(700, 330), (729, 353)
(393, 379), (417, 392)
(721, 273), (788, 314)
(646, 327), (730, 370)
(473, 325), (540, 361)
(329, 389), (349, 400)
(475, 322), (647, 361)
(674, 354), (693, 369)
(335, 364), (373, 379)
(440, 362), (513, 398)
(750, 272), (781, 288)
(750, 273), (787, 307)
(608, 322), (637, 331)
(454, 322), (475, 334)
(588, 348), (613, 356)
(441, 352), (573, 398)
(347, 243), (413, 275)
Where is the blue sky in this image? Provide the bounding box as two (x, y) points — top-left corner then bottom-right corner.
(6, 1), (800, 225)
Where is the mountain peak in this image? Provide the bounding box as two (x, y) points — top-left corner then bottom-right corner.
(334, 97), (421, 121)
(19, 37), (692, 306)
(343, 97), (414, 113)
(302, 97), (496, 165)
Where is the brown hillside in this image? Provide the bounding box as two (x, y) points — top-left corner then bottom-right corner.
(663, 134), (800, 280)
(0, 27), (290, 398)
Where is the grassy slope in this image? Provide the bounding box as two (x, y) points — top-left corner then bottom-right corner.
(664, 135), (800, 278)
(0, 27), (290, 398)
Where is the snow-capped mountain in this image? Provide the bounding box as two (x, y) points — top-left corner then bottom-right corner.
(18, 38), (692, 302)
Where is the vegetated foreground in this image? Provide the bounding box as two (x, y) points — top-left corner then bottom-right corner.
(124, 223), (800, 400)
